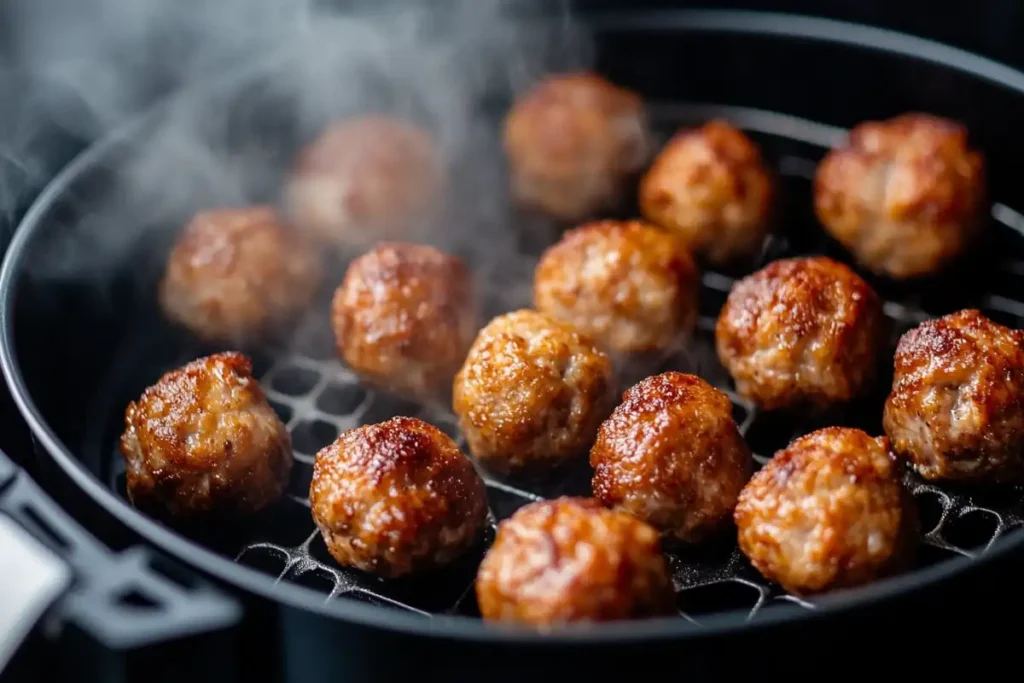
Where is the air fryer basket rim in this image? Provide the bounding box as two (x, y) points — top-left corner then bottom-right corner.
(3, 9), (1024, 643)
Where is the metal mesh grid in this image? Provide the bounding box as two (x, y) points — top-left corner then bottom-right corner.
(102, 104), (1024, 625)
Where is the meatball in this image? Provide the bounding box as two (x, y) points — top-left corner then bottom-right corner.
(309, 416), (488, 578)
(814, 113), (986, 279)
(735, 427), (917, 595)
(590, 372), (752, 542)
(159, 205), (322, 345)
(715, 256), (886, 412)
(119, 352), (292, 517)
(533, 219), (700, 356)
(452, 309), (613, 473)
(883, 309), (1024, 483)
(285, 116), (444, 250)
(332, 242), (477, 401)
(475, 497), (675, 626)
(639, 120), (774, 266)
(503, 72), (650, 223)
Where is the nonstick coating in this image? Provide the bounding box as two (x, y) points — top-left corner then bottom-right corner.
(6, 10), (1024, 642)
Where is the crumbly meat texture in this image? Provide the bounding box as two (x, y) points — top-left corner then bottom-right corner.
(883, 309), (1024, 483)
(452, 309), (613, 473)
(503, 72), (650, 222)
(119, 352), (293, 517)
(735, 427), (917, 596)
(813, 112), (986, 279)
(475, 497), (675, 626)
(309, 416), (488, 578)
(533, 219), (700, 355)
(639, 120), (774, 265)
(285, 116), (444, 249)
(715, 256), (886, 412)
(159, 205), (322, 345)
(332, 242), (477, 401)
(590, 372), (753, 542)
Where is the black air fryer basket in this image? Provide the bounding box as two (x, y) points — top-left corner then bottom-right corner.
(4, 8), (1024, 680)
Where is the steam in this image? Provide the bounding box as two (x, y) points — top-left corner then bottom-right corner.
(1, 0), (593, 312)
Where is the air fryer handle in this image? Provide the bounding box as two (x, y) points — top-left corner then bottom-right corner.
(0, 448), (241, 671)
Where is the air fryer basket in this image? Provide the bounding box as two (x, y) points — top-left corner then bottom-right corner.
(6, 10), (1024, 640)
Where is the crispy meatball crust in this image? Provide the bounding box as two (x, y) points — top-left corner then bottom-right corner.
(119, 352), (293, 517)
(735, 427), (917, 596)
(533, 219), (700, 355)
(503, 72), (650, 222)
(331, 242), (477, 401)
(590, 372), (753, 542)
(159, 205), (322, 345)
(814, 113), (986, 279)
(883, 309), (1024, 483)
(639, 120), (774, 266)
(309, 416), (488, 578)
(452, 309), (613, 473)
(715, 256), (886, 412)
(285, 116), (444, 249)
(475, 497), (675, 626)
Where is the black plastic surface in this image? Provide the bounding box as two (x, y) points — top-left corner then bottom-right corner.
(0, 447), (240, 650)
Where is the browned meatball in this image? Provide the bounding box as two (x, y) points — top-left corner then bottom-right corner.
(475, 497), (675, 626)
(285, 116), (444, 249)
(639, 120), (774, 266)
(452, 309), (613, 473)
(883, 309), (1024, 483)
(332, 242), (477, 401)
(503, 72), (650, 222)
(735, 427), (917, 595)
(309, 416), (488, 578)
(119, 352), (292, 517)
(715, 256), (886, 412)
(533, 219), (700, 356)
(159, 205), (322, 345)
(814, 113), (986, 279)
(590, 372), (752, 542)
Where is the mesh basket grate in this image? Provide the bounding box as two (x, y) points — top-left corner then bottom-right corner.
(104, 104), (1024, 625)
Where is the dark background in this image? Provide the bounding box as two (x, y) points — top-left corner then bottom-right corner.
(0, 0), (1021, 677)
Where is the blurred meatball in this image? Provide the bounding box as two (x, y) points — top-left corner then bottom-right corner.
(120, 352), (292, 518)
(159, 205), (322, 345)
(503, 72), (650, 222)
(814, 113), (986, 279)
(735, 427), (917, 595)
(639, 120), (774, 266)
(309, 416), (488, 578)
(883, 309), (1024, 483)
(452, 309), (613, 473)
(332, 242), (477, 401)
(475, 497), (675, 626)
(715, 256), (885, 412)
(591, 372), (752, 542)
(285, 116), (444, 249)
(533, 219), (700, 356)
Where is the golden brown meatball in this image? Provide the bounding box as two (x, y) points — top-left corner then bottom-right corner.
(715, 256), (886, 412)
(883, 309), (1024, 483)
(735, 427), (917, 596)
(533, 219), (700, 356)
(814, 113), (986, 279)
(503, 72), (650, 223)
(452, 309), (613, 473)
(285, 116), (444, 249)
(590, 372), (752, 543)
(332, 242), (477, 402)
(639, 120), (774, 266)
(119, 352), (292, 517)
(159, 205), (322, 345)
(475, 497), (675, 626)
(309, 416), (488, 578)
